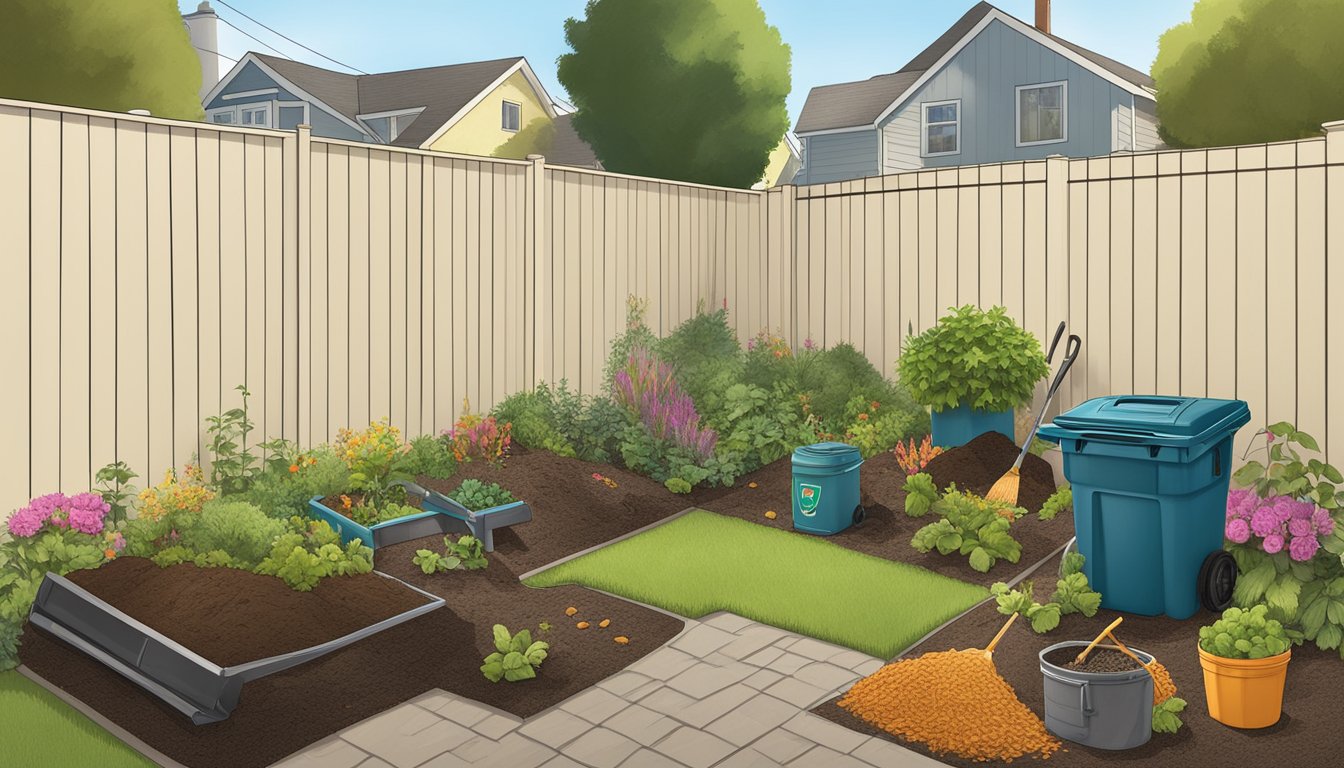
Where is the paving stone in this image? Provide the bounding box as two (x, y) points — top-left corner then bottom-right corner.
(341, 704), (473, 768)
(742, 647), (785, 668)
(768, 653), (811, 675)
(750, 729), (816, 764)
(653, 725), (737, 768)
(474, 712), (523, 740)
(628, 647), (701, 681)
(793, 662), (860, 693)
(718, 626), (791, 661)
(670, 623), (739, 657)
(538, 756), (587, 768)
(716, 748), (786, 768)
(772, 637), (800, 650)
(853, 659), (885, 678)
(518, 709), (592, 749)
(701, 611), (756, 634)
(271, 737), (368, 768)
(781, 713), (870, 754)
(788, 745), (868, 767)
(355, 758), (395, 768)
(616, 748), (684, 768)
(828, 649), (880, 671)
(743, 668), (784, 690)
(561, 727), (641, 768)
(787, 637), (844, 662)
(604, 704), (681, 746)
(424, 696), (492, 728)
(639, 686), (698, 718)
(763, 676), (830, 709)
(852, 737), (949, 767)
(450, 736), (499, 763)
(417, 751), (473, 768)
(704, 692), (799, 747)
(472, 733), (557, 768)
(596, 671), (654, 698)
(623, 679), (665, 702)
(676, 683), (758, 728)
(560, 687), (629, 725)
(666, 660), (754, 698)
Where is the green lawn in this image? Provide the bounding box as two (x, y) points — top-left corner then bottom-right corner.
(0, 671), (152, 768)
(524, 509), (989, 659)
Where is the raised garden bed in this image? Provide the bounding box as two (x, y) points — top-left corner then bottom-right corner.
(812, 556), (1344, 767)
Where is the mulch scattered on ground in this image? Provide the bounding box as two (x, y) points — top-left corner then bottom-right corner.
(924, 430), (1057, 514)
(694, 448), (1074, 587)
(814, 556), (1344, 767)
(63, 558), (432, 666)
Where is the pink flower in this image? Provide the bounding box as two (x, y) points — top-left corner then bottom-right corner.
(1262, 534), (1285, 554)
(803, 338), (816, 351)
(1289, 535), (1320, 562)
(1226, 489), (1258, 520)
(1225, 517), (1251, 544)
(1250, 507), (1280, 538)
(1313, 508), (1334, 537)
(1289, 517), (1314, 538)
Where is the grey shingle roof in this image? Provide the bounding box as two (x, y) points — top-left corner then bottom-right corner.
(794, 2), (1153, 134)
(547, 114), (601, 169)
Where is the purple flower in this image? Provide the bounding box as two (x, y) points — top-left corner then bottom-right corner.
(746, 339), (757, 351)
(1225, 517), (1251, 544)
(1289, 535), (1320, 562)
(1313, 508), (1334, 537)
(1250, 507), (1280, 538)
(1226, 489), (1259, 520)
(1262, 534), (1285, 554)
(1288, 517), (1314, 538)
(803, 338), (816, 351)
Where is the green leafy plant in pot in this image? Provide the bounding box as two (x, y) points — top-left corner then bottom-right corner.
(1197, 605), (1292, 729)
(897, 305), (1049, 448)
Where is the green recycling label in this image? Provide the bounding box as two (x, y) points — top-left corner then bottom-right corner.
(798, 483), (821, 515)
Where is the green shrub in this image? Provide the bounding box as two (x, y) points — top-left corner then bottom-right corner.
(618, 422), (741, 489)
(903, 473), (939, 517)
(450, 480), (517, 512)
(1039, 485), (1072, 521)
(840, 394), (922, 458)
(898, 305), (1049, 413)
(481, 624), (549, 682)
(656, 306), (743, 416)
(603, 296), (659, 391)
(991, 552), (1102, 633)
(911, 489), (1024, 573)
(254, 530), (373, 592)
(241, 447), (351, 519)
(1199, 605), (1292, 659)
(403, 435), (460, 479)
(493, 386), (578, 457)
(712, 382), (812, 472)
(492, 381), (629, 464)
(0, 616), (19, 672)
(176, 500), (286, 568)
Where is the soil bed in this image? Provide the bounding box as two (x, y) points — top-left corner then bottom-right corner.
(923, 431), (1057, 514)
(814, 557), (1344, 767)
(694, 447), (1074, 586)
(23, 535), (683, 768)
(1052, 646), (1143, 674)
(64, 557), (431, 666)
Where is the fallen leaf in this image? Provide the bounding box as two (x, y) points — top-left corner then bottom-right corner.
(748, 482), (758, 489)
(576, 621), (590, 630)
(599, 619), (611, 628)
(614, 636), (630, 645)
(764, 510), (777, 520)
(565, 607), (578, 616)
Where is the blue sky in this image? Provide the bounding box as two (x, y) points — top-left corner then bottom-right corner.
(184, 0), (1192, 126)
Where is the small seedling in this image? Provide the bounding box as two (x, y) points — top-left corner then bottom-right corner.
(481, 624), (549, 683)
(411, 534), (488, 574)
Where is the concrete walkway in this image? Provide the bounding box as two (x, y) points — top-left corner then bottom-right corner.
(272, 613), (945, 768)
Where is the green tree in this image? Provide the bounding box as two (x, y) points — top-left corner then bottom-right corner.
(1, 0), (204, 120)
(1153, 0), (1344, 147)
(492, 117), (556, 160)
(558, 0), (790, 188)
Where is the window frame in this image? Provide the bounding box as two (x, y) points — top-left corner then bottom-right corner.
(1015, 80), (1068, 147)
(920, 98), (961, 158)
(239, 103), (271, 127)
(501, 100), (521, 132)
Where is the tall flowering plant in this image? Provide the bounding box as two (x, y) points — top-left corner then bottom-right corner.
(446, 399), (512, 466)
(613, 347), (717, 459)
(1225, 489), (1333, 562)
(336, 419), (412, 510)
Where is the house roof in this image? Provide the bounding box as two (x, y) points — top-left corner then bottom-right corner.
(794, 2), (1154, 135)
(548, 114), (601, 168)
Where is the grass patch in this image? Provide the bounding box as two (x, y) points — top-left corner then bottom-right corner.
(0, 671), (153, 768)
(525, 509), (989, 658)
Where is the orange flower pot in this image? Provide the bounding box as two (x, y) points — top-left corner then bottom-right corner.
(1197, 644), (1290, 729)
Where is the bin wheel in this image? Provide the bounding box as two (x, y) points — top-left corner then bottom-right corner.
(852, 505), (866, 528)
(1198, 551), (1237, 612)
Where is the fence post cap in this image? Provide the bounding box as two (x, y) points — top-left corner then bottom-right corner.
(526, 154), (546, 162)
(1322, 119), (1344, 133)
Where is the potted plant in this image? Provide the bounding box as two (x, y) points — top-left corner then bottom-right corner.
(1197, 605), (1292, 729)
(898, 305), (1049, 448)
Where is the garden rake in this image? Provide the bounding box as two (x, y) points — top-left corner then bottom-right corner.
(986, 323), (1081, 506)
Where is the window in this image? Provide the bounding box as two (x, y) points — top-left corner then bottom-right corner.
(210, 111), (234, 124)
(921, 99), (960, 156)
(501, 100), (521, 132)
(241, 106), (268, 127)
(390, 112), (419, 141)
(1017, 81), (1067, 146)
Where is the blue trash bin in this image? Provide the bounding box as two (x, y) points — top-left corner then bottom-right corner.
(1038, 396), (1250, 620)
(791, 442), (865, 535)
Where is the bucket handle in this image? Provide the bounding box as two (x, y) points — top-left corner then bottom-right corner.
(1042, 668), (1094, 718)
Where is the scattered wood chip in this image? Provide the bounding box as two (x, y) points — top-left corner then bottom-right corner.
(565, 607), (578, 616)
(748, 482), (758, 489)
(764, 510), (777, 520)
(614, 636), (630, 645)
(599, 619), (611, 628)
(576, 621), (590, 629)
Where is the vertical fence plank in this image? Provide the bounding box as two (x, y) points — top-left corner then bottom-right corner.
(115, 118), (150, 488)
(863, 180), (883, 368)
(326, 145), (350, 433)
(1265, 146), (1297, 427)
(474, 162), (492, 406)
(389, 153), (408, 430)
(196, 129), (222, 459)
(1234, 147), (1268, 447)
(1109, 158), (1135, 396)
(1296, 142), (1327, 447)
(61, 114), (93, 489)
(1000, 169), (1024, 334)
(368, 151), (391, 422)
(168, 127), (198, 468)
(432, 157), (452, 430)
(145, 125), (175, 476)
(1155, 152), (1182, 396)
(1131, 154), (1158, 394)
(978, 167), (1003, 309)
(1327, 127), (1344, 461)
(29, 112), (62, 494)
(1204, 149), (1237, 401)
(1065, 160), (1088, 407)
(405, 155), (423, 434)
(1180, 150), (1209, 398)
(308, 142), (329, 444)
(957, 167), (979, 308)
(0, 106), (31, 511)
(1086, 160), (1112, 402)
(347, 148), (371, 427)
(89, 118), (119, 479)
(242, 135), (267, 444)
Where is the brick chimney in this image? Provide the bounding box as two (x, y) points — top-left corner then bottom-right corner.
(1035, 0), (1051, 34)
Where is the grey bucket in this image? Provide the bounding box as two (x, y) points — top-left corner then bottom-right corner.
(1039, 641), (1154, 750)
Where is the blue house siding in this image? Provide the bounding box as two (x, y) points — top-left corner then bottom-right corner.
(205, 60), (370, 142)
(798, 131), (879, 185)
(881, 19), (1129, 169)
(204, 62), (301, 109)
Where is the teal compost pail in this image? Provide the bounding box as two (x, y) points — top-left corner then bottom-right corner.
(791, 442), (864, 535)
(1038, 396), (1250, 620)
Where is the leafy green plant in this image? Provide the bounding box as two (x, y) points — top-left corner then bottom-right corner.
(665, 477), (692, 494)
(176, 500), (286, 568)
(255, 534), (373, 591)
(990, 552), (1102, 633)
(990, 581), (1062, 634)
(403, 435), (459, 480)
(414, 534), (489, 574)
(897, 305), (1049, 413)
(337, 420), (412, 511)
(911, 489), (1023, 572)
(242, 448), (351, 520)
(1233, 422), (1341, 510)
(712, 382), (812, 471)
(1039, 485), (1072, 521)
(1152, 697), (1187, 734)
(603, 296), (659, 391)
(449, 479), (517, 512)
(840, 395), (921, 459)
(481, 624), (549, 683)
(903, 472), (939, 517)
(93, 461), (138, 526)
(206, 385), (263, 495)
(1199, 604), (1292, 659)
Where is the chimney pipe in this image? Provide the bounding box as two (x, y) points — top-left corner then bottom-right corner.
(183, 2), (221, 102)
(1035, 0), (1051, 34)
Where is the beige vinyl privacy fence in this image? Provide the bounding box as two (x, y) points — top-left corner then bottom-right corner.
(1, 96), (1340, 514)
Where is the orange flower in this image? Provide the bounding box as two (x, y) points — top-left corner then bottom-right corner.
(857, 413), (869, 421)
(340, 494), (353, 511)
(289, 464), (300, 473)
(103, 548), (117, 559)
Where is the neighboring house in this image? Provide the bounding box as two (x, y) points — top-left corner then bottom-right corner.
(754, 134), (802, 190)
(793, 1), (1162, 185)
(200, 52), (599, 167)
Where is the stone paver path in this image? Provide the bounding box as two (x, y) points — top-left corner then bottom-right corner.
(272, 613), (946, 768)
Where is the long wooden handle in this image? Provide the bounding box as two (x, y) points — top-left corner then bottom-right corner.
(1105, 630), (1154, 672)
(984, 612), (1019, 655)
(1074, 616), (1124, 664)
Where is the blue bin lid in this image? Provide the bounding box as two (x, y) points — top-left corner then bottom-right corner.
(1038, 396), (1250, 448)
(792, 442), (862, 468)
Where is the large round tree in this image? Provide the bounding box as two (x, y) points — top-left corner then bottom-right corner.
(1153, 0), (1344, 147)
(1, 0), (204, 120)
(558, 0), (791, 188)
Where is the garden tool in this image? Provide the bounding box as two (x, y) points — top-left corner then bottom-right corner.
(983, 611), (1019, 659)
(986, 323), (1081, 505)
(1073, 616), (1126, 665)
(1104, 627), (1178, 704)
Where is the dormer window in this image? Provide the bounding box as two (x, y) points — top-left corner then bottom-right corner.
(502, 101), (521, 132)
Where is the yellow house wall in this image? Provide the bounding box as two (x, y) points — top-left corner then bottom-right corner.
(427, 69), (551, 156)
(756, 138), (798, 188)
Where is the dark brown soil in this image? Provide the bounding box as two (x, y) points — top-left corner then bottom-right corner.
(1053, 646), (1142, 675)
(64, 558), (431, 666)
(22, 545), (683, 768)
(813, 557), (1344, 767)
(925, 430), (1057, 514)
(694, 450), (1075, 586)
